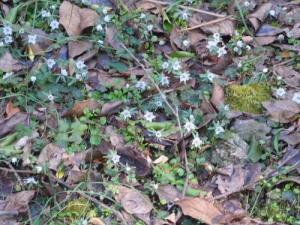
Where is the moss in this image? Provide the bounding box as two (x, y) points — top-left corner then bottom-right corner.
(225, 83), (271, 114)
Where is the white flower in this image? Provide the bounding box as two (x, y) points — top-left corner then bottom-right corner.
(120, 108), (132, 120)
(4, 35), (13, 44)
(287, 31), (293, 38)
(182, 39), (190, 47)
(75, 60), (86, 70)
(292, 92), (300, 104)
(61, 69), (68, 76)
(41, 10), (50, 18)
(135, 80), (147, 91)
(213, 33), (221, 42)
(244, 1), (250, 7)
(160, 75), (170, 86)
(274, 88), (286, 98)
(233, 46), (239, 52)
(269, 10), (276, 17)
(28, 34), (37, 44)
(3, 25), (12, 36)
(215, 125), (225, 135)
(207, 39), (218, 49)
(103, 7), (109, 14)
(50, 20), (59, 30)
(180, 10), (189, 20)
(11, 157), (18, 164)
(162, 61), (169, 69)
(262, 68), (268, 73)
(75, 71), (87, 81)
(140, 13), (146, 19)
(125, 165), (131, 172)
(236, 40), (243, 48)
(19, 28), (25, 34)
(277, 76), (282, 81)
(24, 177), (38, 185)
(96, 24), (103, 31)
(0, 41), (4, 46)
(111, 153), (120, 164)
(277, 34), (284, 41)
(217, 46), (227, 57)
(245, 45), (251, 51)
(207, 71), (216, 82)
(155, 100), (163, 107)
(48, 94), (54, 101)
(159, 39), (165, 45)
(238, 62), (242, 68)
(179, 72), (190, 84)
(30, 76), (36, 83)
(184, 119), (196, 133)
(147, 24), (153, 31)
(35, 166), (43, 173)
(98, 40), (104, 45)
(172, 60), (181, 71)
(192, 135), (203, 148)
(46, 59), (55, 69)
(104, 15), (111, 22)
(3, 72), (13, 79)
(144, 111), (155, 122)
(154, 130), (162, 139)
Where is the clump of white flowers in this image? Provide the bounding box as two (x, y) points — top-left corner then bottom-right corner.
(135, 80), (148, 91)
(120, 107), (133, 120)
(200, 71), (216, 83)
(46, 58), (55, 69)
(28, 34), (37, 44)
(2, 25), (13, 45)
(179, 72), (191, 84)
(206, 33), (227, 57)
(184, 115), (196, 133)
(274, 88), (286, 99)
(191, 134), (204, 148)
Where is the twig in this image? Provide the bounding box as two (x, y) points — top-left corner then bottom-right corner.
(145, 0), (227, 18)
(181, 15), (233, 32)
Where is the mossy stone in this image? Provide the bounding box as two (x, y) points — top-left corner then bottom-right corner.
(225, 83), (271, 114)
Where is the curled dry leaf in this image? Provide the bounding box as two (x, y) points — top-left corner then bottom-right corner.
(100, 100), (123, 116)
(66, 165), (86, 185)
(5, 101), (20, 119)
(280, 127), (300, 146)
(248, 3), (272, 31)
(59, 1), (99, 36)
(210, 83), (224, 108)
(0, 113), (29, 138)
(201, 18), (235, 36)
(63, 99), (101, 117)
(4, 190), (35, 213)
(37, 143), (65, 171)
(153, 155), (168, 164)
(262, 100), (300, 123)
(68, 41), (93, 58)
(0, 51), (27, 72)
(273, 65), (300, 88)
(105, 26), (122, 49)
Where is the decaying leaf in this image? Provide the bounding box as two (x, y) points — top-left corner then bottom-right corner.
(0, 52), (27, 72)
(59, 1), (99, 36)
(63, 99), (101, 117)
(4, 190), (35, 213)
(37, 143), (65, 171)
(66, 165), (86, 185)
(68, 41), (93, 58)
(280, 126), (300, 146)
(100, 101), (123, 116)
(5, 101), (20, 119)
(210, 83), (224, 108)
(156, 185), (181, 203)
(201, 18), (235, 36)
(273, 65), (300, 88)
(105, 26), (122, 49)
(262, 100), (300, 123)
(0, 113), (29, 138)
(176, 197), (223, 225)
(248, 3), (272, 30)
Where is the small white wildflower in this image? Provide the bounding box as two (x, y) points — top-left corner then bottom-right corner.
(104, 15), (111, 22)
(245, 45), (251, 51)
(155, 100), (163, 107)
(179, 72), (190, 84)
(233, 46), (239, 52)
(207, 71), (215, 82)
(160, 75), (170, 86)
(192, 136), (203, 148)
(159, 39), (165, 45)
(172, 60), (181, 71)
(0, 41), (4, 46)
(11, 157), (18, 164)
(236, 40), (244, 48)
(217, 46), (227, 57)
(98, 40), (104, 45)
(120, 108), (132, 120)
(292, 92), (300, 104)
(207, 39), (218, 49)
(215, 124), (225, 135)
(269, 10), (276, 17)
(277, 34), (284, 41)
(125, 164), (131, 172)
(24, 177), (38, 185)
(182, 39), (190, 47)
(4, 35), (13, 44)
(147, 24), (153, 31)
(152, 183), (159, 190)
(75, 60), (86, 70)
(28, 34), (37, 45)
(50, 20), (59, 30)
(213, 33), (221, 42)
(30, 76), (36, 83)
(180, 10), (189, 20)
(161, 61), (169, 69)
(274, 88), (286, 98)
(103, 7), (109, 14)
(244, 1), (250, 7)
(19, 28), (25, 34)
(140, 13), (146, 19)
(48, 94), (54, 101)
(238, 62), (242, 68)
(184, 119), (196, 133)
(154, 130), (162, 139)
(135, 80), (147, 91)
(61, 69), (68, 76)
(111, 153), (120, 164)
(41, 10), (50, 18)
(46, 59), (55, 69)
(287, 31), (293, 38)
(3, 72), (13, 79)
(262, 68), (268, 73)
(3, 25), (12, 36)
(277, 76), (282, 81)
(35, 166), (43, 173)
(96, 24), (103, 31)
(144, 111), (155, 122)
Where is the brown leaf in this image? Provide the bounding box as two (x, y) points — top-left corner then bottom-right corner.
(25, 29), (52, 55)
(211, 83), (224, 107)
(273, 65), (300, 88)
(63, 99), (101, 117)
(248, 3), (272, 30)
(262, 100), (300, 123)
(156, 185), (181, 203)
(100, 100), (123, 116)
(37, 143), (65, 171)
(290, 22), (300, 39)
(4, 191), (35, 213)
(201, 18), (235, 36)
(89, 217), (105, 225)
(279, 127), (300, 146)
(68, 41), (93, 58)
(176, 197), (223, 225)
(115, 186), (153, 215)
(0, 113), (29, 138)
(59, 1), (99, 36)
(66, 165), (86, 185)
(254, 36), (276, 45)
(5, 101), (20, 118)
(105, 26), (122, 49)
(0, 52), (26, 72)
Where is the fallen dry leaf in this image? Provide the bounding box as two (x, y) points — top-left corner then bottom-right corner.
(273, 65), (300, 88)
(59, 1), (99, 36)
(89, 217), (105, 225)
(201, 18), (235, 36)
(176, 197), (223, 225)
(248, 3), (272, 31)
(262, 100), (300, 123)
(156, 185), (181, 203)
(66, 165), (86, 185)
(105, 26), (123, 49)
(68, 41), (93, 58)
(210, 83), (224, 108)
(153, 155), (169, 164)
(100, 100), (123, 116)
(254, 36), (276, 45)
(280, 126), (300, 146)
(0, 113), (29, 138)
(0, 52), (27, 72)
(4, 190), (35, 213)
(63, 99), (101, 117)
(37, 143), (65, 171)
(5, 101), (20, 118)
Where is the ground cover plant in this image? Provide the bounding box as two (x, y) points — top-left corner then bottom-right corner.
(0, 0), (300, 224)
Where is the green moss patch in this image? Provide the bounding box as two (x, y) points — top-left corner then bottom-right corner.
(225, 83), (271, 114)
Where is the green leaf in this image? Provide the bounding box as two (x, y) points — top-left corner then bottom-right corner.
(248, 137), (263, 163)
(186, 187), (201, 197)
(169, 51), (195, 58)
(109, 61), (128, 73)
